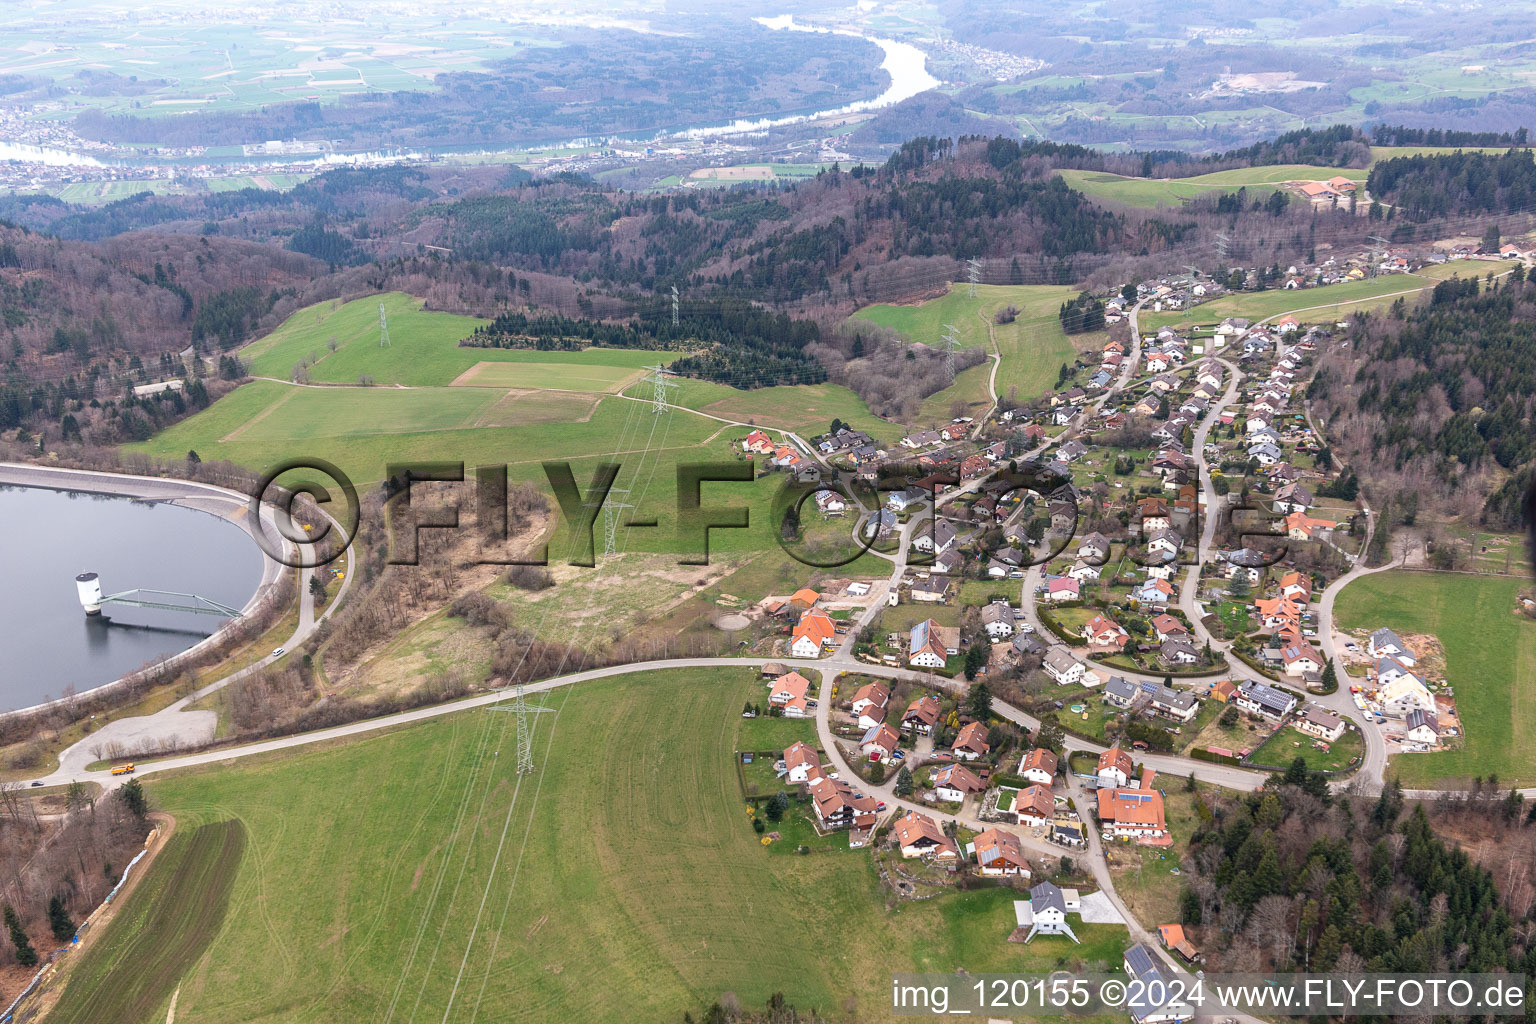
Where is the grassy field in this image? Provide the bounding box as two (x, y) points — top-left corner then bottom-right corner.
(1059, 165), (1366, 209)
(243, 293), (679, 389)
(1334, 572), (1536, 787)
(129, 388), (810, 558)
(1251, 724), (1364, 773)
(627, 377), (894, 441)
(48, 820), (247, 1024)
(1140, 265), (1515, 335)
(852, 284), (1089, 420)
(85, 669), (1127, 1023)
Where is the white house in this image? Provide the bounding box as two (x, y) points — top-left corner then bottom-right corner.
(1367, 628), (1417, 666)
(1096, 747), (1133, 789)
(1043, 647), (1086, 686)
(1020, 882), (1078, 943)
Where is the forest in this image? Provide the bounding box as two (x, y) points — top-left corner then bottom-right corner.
(466, 300), (828, 388)
(1366, 149), (1536, 220)
(1180, 770), (1535, 981)
(1308, 270), (1536, 525)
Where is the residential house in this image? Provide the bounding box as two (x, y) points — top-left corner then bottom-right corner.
(813, 489), (847, 517)
(1284, 511), (1338, 541)
(859, 723), (902, 761)
(782, 741), (823, 784)
(953, 720), (990, 760)
(1279, 571), (1313, 603)
(1133, 577), (1176, 606)
(1280, 642), (1324, 677)
(1234, 680), (1298, 718)
(925, 548), (960, 575)
(1015, 784), (1055, 827)
(1160, 640), (1201, 667)
(741, 429), (776, 454)
(902, 695), (943, 735)
(864, 508), (896, 538)
(910, 517), (958, 556)
(1043, 647), (1087, 686)
(1405, 708), (1441, 745)
(1150, 613), (1188, 643)
(789, 609), (835, 659)
(808, 776), (879, 832)
(1097, 783), (1168, 839)
(1124, 944), (1192, 1023)
(1097, 747), (1133, 789)
(1293, 704), (1345, 742)
(850, 682), (891, 726)
(768, 670), (814, 717)
(1057, 439), (1089, 463)
(932, 763), (986, 803)
(972, 828), (1031, 878)
(981, 601), (1016, 640)
(1044, 577), (1081, 602)
(1019, 747), (1058, 785)
(1146, 528), (1183, 563)
(908, 618), (950, 668)
(887, 487), (928, 512)
(1367, 627), (1417, 666)
(1148, 685), (1199, 722)
(1048, 502), (1077, 533)
(1012, 632), (1047, 658)
(1103, 676), (1141, 710)
(1380, 675), (1436, 718)
(910, 578), (951, 603)
(1209, 679), (1239, 703)
(1250, 442), (1283, 466)
(1021, 881), (1079, 943)
(894, 810), (960, 860)
(1083, 613), (1130, 649)
(1077, 532), (1111, 561)
(1067, 559), (1102, 582)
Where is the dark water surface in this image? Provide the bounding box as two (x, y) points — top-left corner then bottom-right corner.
(0, 486), (264, 710)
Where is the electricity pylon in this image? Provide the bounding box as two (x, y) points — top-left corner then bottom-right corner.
(379, 302), (390, 347)
(966, 257), (982, 298)
(642, 365), (678, 414)
(487, 686), (556, 775)
(941, 324), (961, 384)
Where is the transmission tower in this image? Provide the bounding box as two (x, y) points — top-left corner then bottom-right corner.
(941, 324), (961, 384)
(1214, 232), (1231, 262)
(670, 284), (680, 327)
(378, 302), (390, 347)
(592, 487), (633, 559)
(966, 257), (983, 298)
(487, 686), (556, 775)
(1367, 235), (1389, 276)
(642, 365), (678, 414)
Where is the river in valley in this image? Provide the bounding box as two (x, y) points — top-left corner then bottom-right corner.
(0, 486), (265, 712)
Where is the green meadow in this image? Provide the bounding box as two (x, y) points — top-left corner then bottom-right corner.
(1335, 572), (1536, 787)
(57, 669), (1126, 1024)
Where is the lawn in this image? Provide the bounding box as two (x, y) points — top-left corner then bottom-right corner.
(1334, 571), (1536, 786)
(240, 293), (669, 389)
(68, 669), (1125, 1023)
(1250, 724), (1363, 773)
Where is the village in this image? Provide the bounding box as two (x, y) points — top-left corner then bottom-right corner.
(722, 264), (1477, 1017)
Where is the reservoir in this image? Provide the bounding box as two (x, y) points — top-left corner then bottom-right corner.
(0, 486), (266, 712)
